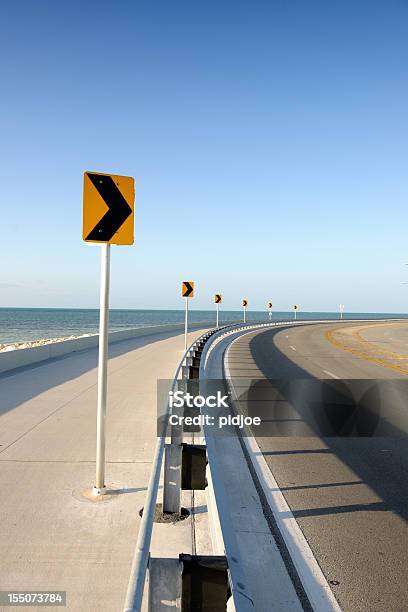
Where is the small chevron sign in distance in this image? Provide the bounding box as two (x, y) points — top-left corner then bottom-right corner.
(293, 304), (299, 310)
(215, 294), (222, 304)
(268, 302), (273, 309)
(242, 298), (248, 323)
(182, 281), (194, 298)
(182, 281), (195, 350)
(83, 171), (135, 245)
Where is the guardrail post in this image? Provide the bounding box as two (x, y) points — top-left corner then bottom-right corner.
(181, 444), (207, 490)
(163, 379), (184, 514)
(181, 555), (229, 611)
(163, 443), (182, 514)
(162, 330), (213, 514)
(148, 555), (229, 612)
(148, 558), (181, 611)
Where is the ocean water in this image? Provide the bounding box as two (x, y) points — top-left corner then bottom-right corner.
(0, 308), (407, 345)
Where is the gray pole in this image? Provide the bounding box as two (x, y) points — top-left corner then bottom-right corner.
(184, 297), (188, 351)
(93, 243), (111, 495)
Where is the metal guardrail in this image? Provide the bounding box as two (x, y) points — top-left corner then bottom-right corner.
(123, 320), (286, 611)
(122, 321), (299, 611)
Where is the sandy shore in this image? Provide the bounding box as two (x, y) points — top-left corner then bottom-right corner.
(0, 333), (97, 353)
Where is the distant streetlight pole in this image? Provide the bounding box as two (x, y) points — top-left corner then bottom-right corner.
(339, 303), (345, 320)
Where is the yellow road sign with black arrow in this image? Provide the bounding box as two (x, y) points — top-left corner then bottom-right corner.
(83, 172), (135, 245)
(215, 294), (222, 304)
(182, 281), (194, 298)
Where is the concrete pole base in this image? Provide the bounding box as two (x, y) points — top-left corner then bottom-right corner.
(92, 485), (107, 496)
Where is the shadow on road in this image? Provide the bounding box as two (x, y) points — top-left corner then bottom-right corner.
(241, 328), (408, 525)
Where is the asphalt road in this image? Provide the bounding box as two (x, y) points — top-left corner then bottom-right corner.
(226, 321), (408, 612)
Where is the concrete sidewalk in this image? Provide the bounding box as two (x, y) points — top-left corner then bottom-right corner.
(0, 327), (211, 611)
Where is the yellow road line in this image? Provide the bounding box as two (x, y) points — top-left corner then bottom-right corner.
(352, 323), (408, 359)
(325, 322), (408, 375)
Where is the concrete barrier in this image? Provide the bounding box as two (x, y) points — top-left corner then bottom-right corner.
(0, 321), (222, 376)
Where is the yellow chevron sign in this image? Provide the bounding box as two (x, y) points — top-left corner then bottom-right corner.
(293, 304), (299, 310)
(83, 172), (135, 245)
(182, 281), (194, 298)
(215, 294), (222, 304)
(268, 302), (272, 309)
(242, 299), (248, 307)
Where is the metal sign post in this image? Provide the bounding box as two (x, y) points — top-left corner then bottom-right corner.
(242, 299), (248, 323)
(182, 282), (194, 350)
(214, 294), (222, 328)
(184, 296), (189, 351)
(339, 303), (345, 320)
(94, 243), (111, 494)
(293, 304), (299, 320)
(83, 171), (135, 497)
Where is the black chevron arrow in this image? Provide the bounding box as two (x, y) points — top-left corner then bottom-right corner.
(215, 294), (221, 303)
(183, 282), (194, 297)
(85, 173), (132, 241)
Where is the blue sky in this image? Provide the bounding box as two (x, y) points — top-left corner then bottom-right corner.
(1, 0), (408, 312)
